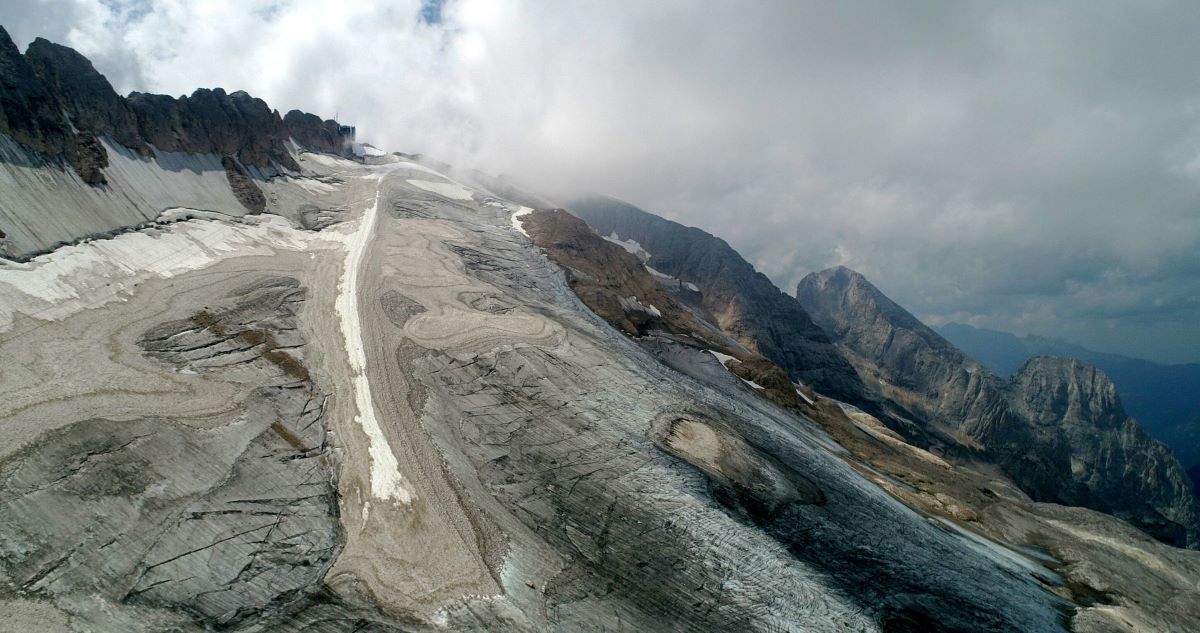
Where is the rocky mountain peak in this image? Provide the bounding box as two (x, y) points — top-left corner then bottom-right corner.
(797, 266), (956, 352)
(1011, 356), (1126, 430)
(283, 109), (351, 156)
(0, 27), (355, 188)
(24, 36), (147, 154)
(797, 264), (1200, 547)
(0, 25), (75, 158)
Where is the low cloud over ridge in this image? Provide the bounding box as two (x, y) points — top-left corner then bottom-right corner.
(3, 0), (1199, 363)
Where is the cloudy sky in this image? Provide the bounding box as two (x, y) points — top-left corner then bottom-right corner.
(3, 0), (1199, 363)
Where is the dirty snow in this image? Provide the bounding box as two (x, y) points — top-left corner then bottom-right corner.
(645, 264), (700, 293)
(356, 143), (387, 157)
(646, 266), (676, 282)
(291, 177), (340, 195)
(157, 207), (239, 223)
(0, 215), (333, 331)
(334, 188), (416, 505)
(510, 206), (533, 237)
(407, 179), (474, 201)
(299, 151), (360, 170)
(0, 136), (249, 256)
(708, 350), (738, 366)
(619, 295), (661, 317)
(930, 517), (1058, 582)
(604, 232), (651, 263)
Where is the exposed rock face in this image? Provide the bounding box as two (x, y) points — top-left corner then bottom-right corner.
(0, 28), (113, 184)
(0, 27), (73, 158)
(796, 265), (1006, 441)
(524, 208), (802, 408)
(222, 156), (266, 212)
(939, 321), (1200, 474)
(24, 37), (147, 155)
(70, 130), (109, 185)
(797, 265), (1200, 547)
(127, 88), (300, 171)
(284, 110), (351, 155)
(524, 207), (706, 337)
(0, 26), (353, 186)
(570, 195), (866, 403)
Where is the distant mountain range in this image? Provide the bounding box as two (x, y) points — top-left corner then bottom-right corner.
(939, 322), (1200, 472)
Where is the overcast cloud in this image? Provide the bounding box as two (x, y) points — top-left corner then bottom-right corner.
(3, 0), (1199, 363)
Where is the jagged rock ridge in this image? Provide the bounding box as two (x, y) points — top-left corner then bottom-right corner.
(796, 265), (1200, 548)
(0, 25), (357, 259)
(0, 26), (353, 182)
(569, 195), (867, 404)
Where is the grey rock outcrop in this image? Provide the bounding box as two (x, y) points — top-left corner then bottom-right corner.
(24, 37), (148, 155)
(0, 28), (109, 183)
(1009, 357), (1200, 544)
(128, 87), (301, 171)
(570, 195), (866, 403)
(796, 265), (1200, 547)
(0, 25), (354, 183)
(283, 110), (351, 155)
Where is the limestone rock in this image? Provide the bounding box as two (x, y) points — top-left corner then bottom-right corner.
(284, 110), (352, 155)
(796, 265), (1200, 547)
(24, 37), (147, 155)
(0, 26), (73, 159)
(570, 195), (866, 403)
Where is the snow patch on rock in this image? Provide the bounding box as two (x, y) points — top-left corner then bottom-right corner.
(333, 188), (416, 506)
(708, 350), (737, 367)
(603, 232), (651, 263)
(510, 206), (533, 237)
(619, 295), (661, 317)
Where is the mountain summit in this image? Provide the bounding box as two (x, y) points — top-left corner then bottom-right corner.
(797, 265), (1200, 547)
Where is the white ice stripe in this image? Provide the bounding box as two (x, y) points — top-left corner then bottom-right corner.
(795, 388), (815, 405)
(742, 378), (766, 390)
(407, 178), (474, 200)
(334, 187), (415, 505)
(510, 206), (533, 236)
